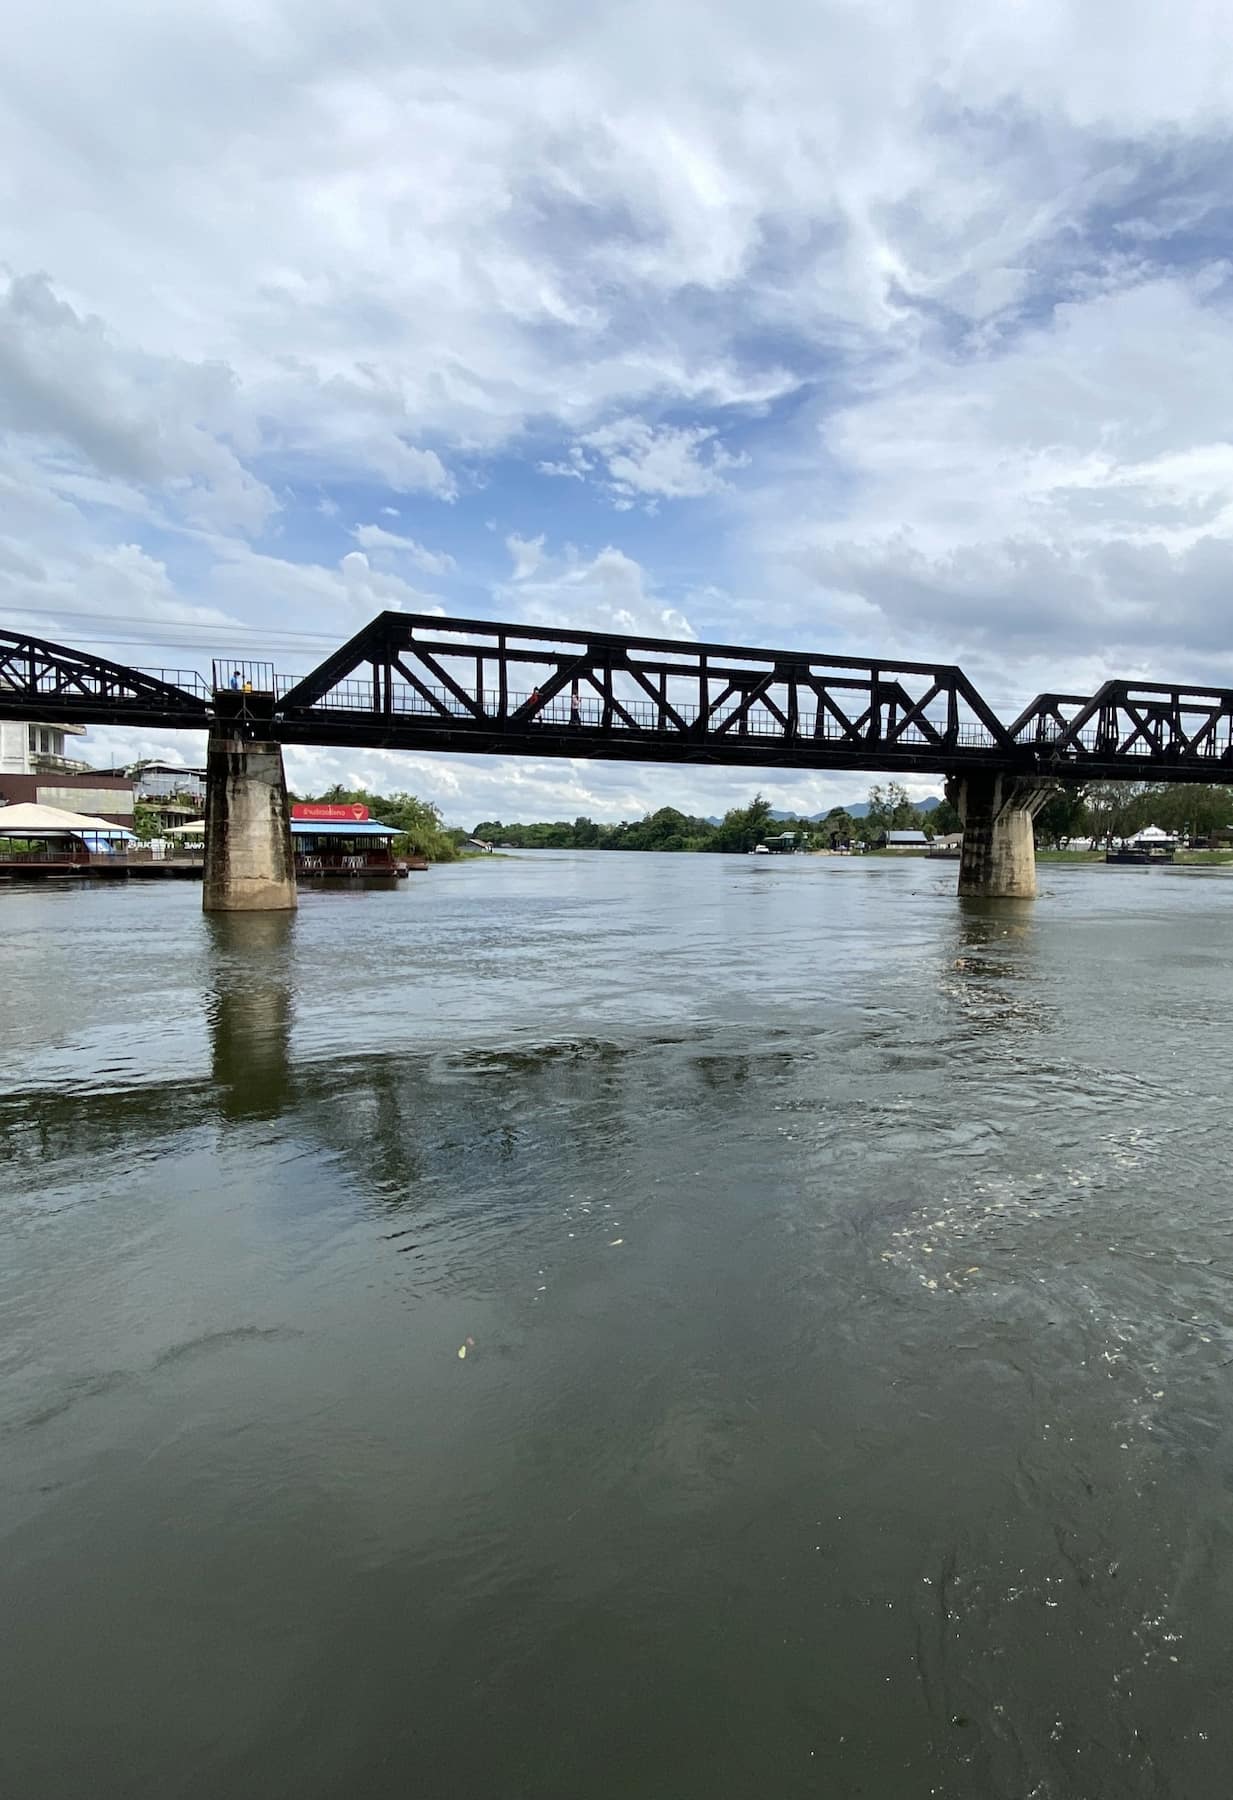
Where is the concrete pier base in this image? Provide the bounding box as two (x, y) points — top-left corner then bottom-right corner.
(955, 772), (1050, 899)
(202, 733), (297, 913)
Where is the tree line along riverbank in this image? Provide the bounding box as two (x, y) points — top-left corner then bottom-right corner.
(294, 780), (1233, 862)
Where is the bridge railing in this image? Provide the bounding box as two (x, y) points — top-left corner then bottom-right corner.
(1014, 719), (1233, 761)
(211, 660), (278, 694)
(132, 669), (212, 701)
(283, 678), (1003, 748)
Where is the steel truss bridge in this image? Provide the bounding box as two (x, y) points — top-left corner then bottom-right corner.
(4, 612), (1233, 783)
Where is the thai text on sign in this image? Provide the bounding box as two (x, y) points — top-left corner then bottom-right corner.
(291, 803), (370, 822)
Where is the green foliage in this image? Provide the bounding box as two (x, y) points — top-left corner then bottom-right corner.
(477, 818), (582, 849)
(865, 781), (918, 833)
(1081, 781), (1153, 848)
(1032, 781), (1233, 847)
(466, 779), (1233, 858)
(469, 785), (948, 853)
(608, 806), (716, 851)
(469, 778), (1233, 856)
(1033, 787), (1087, 848)
(708, 793), (774, 853)
(821, 807), (858, 844)
(1149, 784), (1233, 840)
(132, 802), (162, 843)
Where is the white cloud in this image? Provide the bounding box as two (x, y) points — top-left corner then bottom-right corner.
(500, 539), (697, 642)
(0, 271), (275, 535)
(206, 546), (443, 642)
(353, 523), (456, 573)
(770, 272), (1233, 684)
(536, 455), (588, 481)
(578, 416), (749, 504)
(506, 532), (546, 580)
(0, 449), (443, 678)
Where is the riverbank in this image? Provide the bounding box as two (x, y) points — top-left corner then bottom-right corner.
(1037, 848), (1233, 866)
(821, 846), (1233, 867)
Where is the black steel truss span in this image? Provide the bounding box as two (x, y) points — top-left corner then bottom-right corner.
(0, 629), (210, 727)
(274, 610), (1019, 774)
(5, 611), (1233, 783)
(1009, 681), (1233, 769)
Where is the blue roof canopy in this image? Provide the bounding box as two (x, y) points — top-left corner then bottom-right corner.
(291, 819), (399, 838)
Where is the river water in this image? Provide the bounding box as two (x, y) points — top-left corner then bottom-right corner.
(2, 852), (1232, 1798)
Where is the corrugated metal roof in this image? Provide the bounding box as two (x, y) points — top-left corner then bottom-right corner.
(290, 819), (399, 838)
(885, 829), (929, 844)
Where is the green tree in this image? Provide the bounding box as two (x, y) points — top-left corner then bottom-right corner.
(865, 781), (919, 834)
(1150, 784), (1233, 841)
(1082, 782), (1154, 847)
(709, 793), (774, 852)
(132, 801), (162, 843)
(1033, 786), (1087, 848)
(928, 797), (962, 836)
(821, 806), (857, 845)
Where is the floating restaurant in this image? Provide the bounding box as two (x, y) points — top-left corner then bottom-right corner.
(0, 801), (137, 876)
(290, 803), (416, 878)
(167, 805), (417, 878)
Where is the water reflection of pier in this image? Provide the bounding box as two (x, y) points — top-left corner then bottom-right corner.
(205, 914), (297, 1119)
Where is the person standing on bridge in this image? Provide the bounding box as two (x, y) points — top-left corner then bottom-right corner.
(528, 686), (542, 717)
(570, 680), (581, 727)
(230, 669), (242, 690)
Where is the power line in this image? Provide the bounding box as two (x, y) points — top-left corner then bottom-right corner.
(6, 605), (345, 646)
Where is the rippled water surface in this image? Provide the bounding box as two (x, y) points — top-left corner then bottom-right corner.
(4, 852), (1233, 1798)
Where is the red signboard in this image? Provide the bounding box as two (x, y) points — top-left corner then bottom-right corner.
(292, 802), (370, 822)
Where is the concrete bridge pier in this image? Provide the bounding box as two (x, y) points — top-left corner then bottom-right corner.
(202, 730), (297, 913)
(954, 772), (1050, 899)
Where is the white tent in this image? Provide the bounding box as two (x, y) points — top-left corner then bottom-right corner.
(1131, 824), (1175, 844)
(164, 819), (205, 837)
(0, 801), (135, 839)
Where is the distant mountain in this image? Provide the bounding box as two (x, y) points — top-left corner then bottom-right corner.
(766, 796), (942, 823)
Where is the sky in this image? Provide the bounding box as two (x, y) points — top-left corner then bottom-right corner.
(6, 0), (1233, 825)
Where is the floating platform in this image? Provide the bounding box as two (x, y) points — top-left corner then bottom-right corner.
(0, 860), (204, 882)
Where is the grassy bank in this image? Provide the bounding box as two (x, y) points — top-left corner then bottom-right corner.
(1037, 848), (1233, 866)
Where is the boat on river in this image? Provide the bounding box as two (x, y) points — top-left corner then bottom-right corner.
(1106, 824), (1176, 865)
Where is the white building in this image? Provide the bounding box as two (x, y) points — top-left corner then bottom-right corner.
(0, 719), (134, 824)
(130, 760), (207, 804)
(0, 719), (90, 778)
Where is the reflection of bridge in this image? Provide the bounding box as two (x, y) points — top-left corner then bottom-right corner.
(5, 611), (1233, 902)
